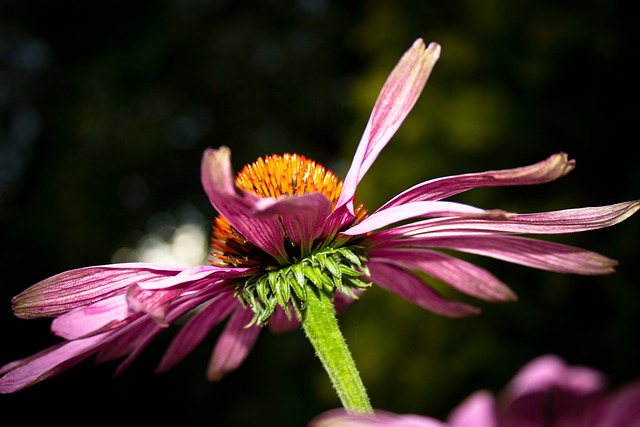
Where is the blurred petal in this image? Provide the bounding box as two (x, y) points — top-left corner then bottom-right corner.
(207, 306), (261, 380)
(380, 152), (575, 209)
(310, 409), (447, 427)
(448, 390), (499, 427)
(367, 261), (480, 317)
(337, 39), (441, 213)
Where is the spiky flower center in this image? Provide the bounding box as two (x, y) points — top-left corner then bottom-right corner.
(209, 153), (370, 325)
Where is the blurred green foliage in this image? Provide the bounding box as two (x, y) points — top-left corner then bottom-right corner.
(1, 0), (638, 425)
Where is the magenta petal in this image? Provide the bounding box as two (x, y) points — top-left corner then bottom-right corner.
(392, 201), (640, 236)
(592, 379), (640, 427)
(207, 305), (261, 380)
(342, 201), (501, 236)
(200, 146), (290, 262)
(447, 390), (499, 427)
(52, 294), (133, 339)
(370, 248), (516, 301)
(367, 261), (480, 317)
(380, 152), (575, 209)
(337, 39), (441, 213)
(309, 409), (448, 427)
(157, 292), (236, 372)
(254, 192), (332, 255)
(502, 354), (606, 404)
(394, 234), (620, 275)
(0, 333), (111, 393)
(12, 263), (183, 319)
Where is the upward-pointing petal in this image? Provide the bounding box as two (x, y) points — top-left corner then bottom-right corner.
(337, 39), (441, 213)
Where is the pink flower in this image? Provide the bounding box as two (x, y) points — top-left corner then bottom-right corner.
(1, 39), (638, 394)
(310, 354), (640, 427)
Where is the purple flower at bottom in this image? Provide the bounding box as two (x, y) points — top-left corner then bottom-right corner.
(310, 354), (640, 427)
(0, 38), (638, 395)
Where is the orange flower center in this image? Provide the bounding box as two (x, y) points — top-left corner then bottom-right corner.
(209, 153), (367, 267)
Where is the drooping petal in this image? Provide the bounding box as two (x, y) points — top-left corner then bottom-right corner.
(253, 192), (332, 255)
(336, 39), (441, 214)
(369, 248), (516, 301)
(126, 285), (182, 324)
(207, 305), (261, 381)
(0, 333), (113, 393)
(52, 294), (136, 339)
(156, 292), (237, 372)
(378, 234), (619, 275)
(341, 201), (506, 236)
(367, 261), (480, 317)
(201, 146), (290, 262)
(379, 152), (575, 209)
(11, 263), (185, 319)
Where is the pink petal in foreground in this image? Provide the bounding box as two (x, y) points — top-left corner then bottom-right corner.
(447, 390), (499, 427)
(337, 39), (441, 213)
(207, 305), (261, 381)
(0, 333), (112, 393)
(12, 264), (184, 319)
(51, 294), (133, 339)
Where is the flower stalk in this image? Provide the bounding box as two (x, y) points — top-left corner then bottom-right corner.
(299, 287), (373, 415)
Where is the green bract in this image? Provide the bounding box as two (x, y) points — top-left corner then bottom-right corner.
(238, 245), (371, 326)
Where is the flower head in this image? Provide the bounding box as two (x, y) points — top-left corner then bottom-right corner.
(1, 38), (638, 395)
(310, 354), (640, 427)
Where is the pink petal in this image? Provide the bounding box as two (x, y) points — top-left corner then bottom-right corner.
(0, 333), (112, 393)
(370, 248), (516, 301)
(384, 234), (619, 275)
(254, 192), (332, 255)
(447, 390), (499, 427)
(126, 285), (182, 324)
(157, 292), (236, 372)
(200, 146), (290, 262)
(367, 261), (480, 317)
(337, 39), (441, 214)
(592, 379), (640, 427)
(502, 354), (606, 405)
(380, 152), (575, 209)
(310, 409), (447, 427)
(342, 201), (504, 236)
(51, 294), (134, 339)
(12, 263), (184, 319)
(390, 201), (640, 236)
(207, 305), (261, 380)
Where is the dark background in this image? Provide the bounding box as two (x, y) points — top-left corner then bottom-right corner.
(1, 0), (638, 425)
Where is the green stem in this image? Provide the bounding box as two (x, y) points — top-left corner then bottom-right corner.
(299, 288), (373, 414)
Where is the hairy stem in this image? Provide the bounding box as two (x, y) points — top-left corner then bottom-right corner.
(299, 288), (373, 414)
